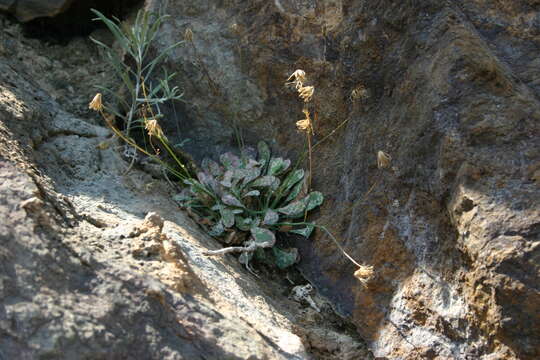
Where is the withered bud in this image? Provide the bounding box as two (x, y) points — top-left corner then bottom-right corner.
(286, 69), (306, 87)
(145, 119), (166, 139)
(296, 109), (313, 134)
(298, 86), (314, 102)
(377, 151), (392, 169)
(184, 28), (193, 42)
(354, 265), (374, 287)
(89, 93), (103, 112)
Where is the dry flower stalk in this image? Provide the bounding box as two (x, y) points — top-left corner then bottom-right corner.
(286, 69), (316, 192)
(89, 93), (103, 112)
(377, 150), (392, 169)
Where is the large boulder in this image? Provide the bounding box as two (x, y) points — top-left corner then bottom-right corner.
(0, 0), (73, 22)
(147, 0), (540, 358)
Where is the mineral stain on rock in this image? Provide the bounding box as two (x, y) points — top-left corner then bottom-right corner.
(1, 0), (539, 359)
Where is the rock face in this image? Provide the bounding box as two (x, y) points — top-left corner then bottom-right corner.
(0, 15), (372, 360)
(146, 0), (540, 358)
(0, 0), (72, 22)
(1, 0), (539, 358)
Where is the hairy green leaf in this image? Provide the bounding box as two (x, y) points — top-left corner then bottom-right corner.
(263, 209), (279, 225)
(251, 227), (276, 247)
(221, 193), (244, 208)
(257, 141), (271, 168)
(209, 221), (224, 237)
(289, 224), (315, 238)
(272, 247), (298, 269)
(251, 175), (278, 188)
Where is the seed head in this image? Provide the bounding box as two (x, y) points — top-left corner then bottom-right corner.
(296, 109), (313, 134)
(184, 28), (193, 42)
(89, 93), (103, 112)
(351, 86), (368, 100)
(354, 264), (374, 287)
(377, 151), (392, 169)
(286, 69), (306, 89)
(298, 86), (314, 102)
(145, 119), (166, 139)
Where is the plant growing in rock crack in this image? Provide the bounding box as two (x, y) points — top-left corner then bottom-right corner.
(89, 9), (194, 180)
(175, 141), (323, 273)
(89, 9), (183, 138)
(88, 9), (375, 281)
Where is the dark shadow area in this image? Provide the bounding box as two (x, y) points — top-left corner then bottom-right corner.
(22, 0), (143, 42)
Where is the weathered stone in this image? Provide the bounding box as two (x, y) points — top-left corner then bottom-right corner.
(0, 0), (73, 22)
(2, 0), (539, 358)
(146, 0), (540, 358)
(0, 16), (372, 359)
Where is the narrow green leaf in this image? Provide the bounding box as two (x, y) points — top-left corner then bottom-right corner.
(284, 180), (303, 203)
(305, 191), (324, 211)
(283, 169), (304, 192)
(251, 175), (278, 188)
(268, 157), (284, 176)
(276, 200), (306, 218)
(221, 193), (244, 208)
(243, 190), (260, 198)
(257, 141), (271, 167)
(289, 224), (315, 238)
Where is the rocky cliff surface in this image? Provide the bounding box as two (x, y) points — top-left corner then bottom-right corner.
(146, 0), (540, 358)
(1, 0), (539, 359)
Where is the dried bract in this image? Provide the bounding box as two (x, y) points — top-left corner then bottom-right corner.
(184, 28), (193, 42)
(296, 109), (313, 134)
(354, 264), (374, 287)
(351, 86), (368, 100)
(377, 150), (392, 169)
(145, 119), (166, 139)
(286, 69), (306, 89)
(89, 93), (103, 112)
(298, 86), (314, 103)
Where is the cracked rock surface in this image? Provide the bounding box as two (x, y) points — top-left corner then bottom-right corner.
(0, 13), (370, 360)
(146, 0), (540, 358)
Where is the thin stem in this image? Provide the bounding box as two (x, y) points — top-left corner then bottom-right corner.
(275, 222), (363, 268)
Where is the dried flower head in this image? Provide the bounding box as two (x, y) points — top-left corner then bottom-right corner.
(296, 109), (313, 134)
(351, 85), (368, 100)
(298, 86), (314, 103)
(286, 69), (306, 89)
(354, 264), (374, 287)
(377, 151), (392, 169)
(89, 93), (103, 112)
(184, 28), (193, 42)
(145, 119), (166, 139)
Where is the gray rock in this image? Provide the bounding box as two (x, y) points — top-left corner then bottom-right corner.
(146, 0), (540, 358)
(0, 13), (372, 359)
(0, 0), (72, 22)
